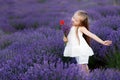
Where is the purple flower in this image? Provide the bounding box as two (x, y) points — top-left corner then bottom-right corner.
(59, 20), (70, 37)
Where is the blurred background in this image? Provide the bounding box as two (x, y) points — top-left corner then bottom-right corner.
(0, 0), (120, 80)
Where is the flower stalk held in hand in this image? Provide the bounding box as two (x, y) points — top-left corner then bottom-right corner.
(59, 20), (70, 45)
(59, 20), (70, 37)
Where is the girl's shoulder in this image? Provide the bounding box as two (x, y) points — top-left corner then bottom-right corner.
(78, 26), (85, 32)
(79, 26), (85, 29)
(77, 27), (84, 34)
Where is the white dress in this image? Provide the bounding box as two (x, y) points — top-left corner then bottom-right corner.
(63, 26), (94, 57)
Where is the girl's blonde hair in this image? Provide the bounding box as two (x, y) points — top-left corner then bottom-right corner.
(73, 10), (91, 46)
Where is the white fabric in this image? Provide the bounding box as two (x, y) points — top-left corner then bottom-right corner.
(75, 56), (89, 64)
(63, 26), (94, 57)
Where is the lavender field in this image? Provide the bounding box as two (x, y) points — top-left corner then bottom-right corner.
(0, 0), (120, 80)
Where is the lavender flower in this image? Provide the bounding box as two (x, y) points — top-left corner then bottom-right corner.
(59, 20), (70, 37)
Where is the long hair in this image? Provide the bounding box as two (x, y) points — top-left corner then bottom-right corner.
(74, 10), (91, 46)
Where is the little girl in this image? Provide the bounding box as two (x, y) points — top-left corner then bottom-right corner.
(63, 10), (112, 74)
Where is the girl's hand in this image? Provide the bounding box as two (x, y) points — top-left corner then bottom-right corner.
(103, 40), (112, 46)
(63, 36), (68, 43)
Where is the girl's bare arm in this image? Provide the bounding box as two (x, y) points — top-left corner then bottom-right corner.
(63, 35), (68, 43)
(79, 27), (112, 46)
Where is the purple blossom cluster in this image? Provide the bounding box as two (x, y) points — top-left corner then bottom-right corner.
(86, 6), (120, 21)
(0, 27), (64, 63)
(87, 68), (120, 80)
(0, 0), (120, 80)
(90, 16), (120, 57)
(1, 0), (119, 33)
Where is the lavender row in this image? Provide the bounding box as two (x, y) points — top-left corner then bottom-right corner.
(0, 0), (119, 33)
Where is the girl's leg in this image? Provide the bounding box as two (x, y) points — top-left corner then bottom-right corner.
(75, 57), (83, 70)
(81, 64), (90, 74)
(75, 56), (90, 74)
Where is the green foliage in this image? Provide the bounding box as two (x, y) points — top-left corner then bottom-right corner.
(88, 55), (107, 70)
(0, 40), (12, 50)
(105, 51), (120, 70)
(11, 23), (26, 30)
(33, 22), (39, 29)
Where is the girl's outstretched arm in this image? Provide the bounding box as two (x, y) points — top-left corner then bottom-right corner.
(79, 27), (112, 46)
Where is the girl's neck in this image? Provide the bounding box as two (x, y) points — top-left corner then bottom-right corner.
(72, 25), (79, 27)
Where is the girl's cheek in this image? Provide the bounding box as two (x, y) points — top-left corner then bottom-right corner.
(75, 21), (79, 25)
(71, 17), (74, 21)
(72, 20), (75, 24)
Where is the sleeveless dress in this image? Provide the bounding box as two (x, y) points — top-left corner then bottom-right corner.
(63, 26), (94, 57)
